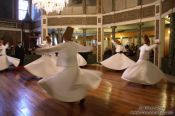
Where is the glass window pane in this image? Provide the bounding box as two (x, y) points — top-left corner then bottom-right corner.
(19, 10), (27, 20)
(18, 0), (28, 20)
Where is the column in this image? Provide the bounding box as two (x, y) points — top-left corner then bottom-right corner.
(97, 27), (104, 62)
(157, 18), (165, 67)
(82, 0), (86, 14)
(97, 0), (102, 14)
(96, 0), (103, 62)
(112, 0), (115, 11)
(168, 13), (175, 72)
(83, 29), (86, 45)
(137, 23), (142, 46)
(155, 0), (165, 67)
(41, 16), (48, 43)
(111, 26), (117, 54)
(111, 26), (117, 40)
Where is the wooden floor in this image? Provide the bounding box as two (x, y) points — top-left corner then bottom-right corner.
(0, 65), (175, 116)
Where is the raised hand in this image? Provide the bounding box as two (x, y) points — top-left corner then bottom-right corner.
(154, 39), (160, 44)
(111, 39), (115, 43)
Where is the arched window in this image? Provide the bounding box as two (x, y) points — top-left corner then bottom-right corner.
(18, 0), (29, 20)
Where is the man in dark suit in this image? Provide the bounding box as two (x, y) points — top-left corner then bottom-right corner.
(15, 42), (25, 66)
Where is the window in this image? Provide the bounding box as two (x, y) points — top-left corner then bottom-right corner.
(18, 0), (29, 20)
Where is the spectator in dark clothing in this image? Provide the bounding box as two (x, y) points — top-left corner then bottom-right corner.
(124, 45), (131, 56)
(15, 42), (25, 66)
(103, 47), (112, 60)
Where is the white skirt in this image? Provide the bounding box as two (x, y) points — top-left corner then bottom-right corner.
(77, 53), (87, 66)
(25, 54), (102, 102)
(25, 54), (87, 78)
(24, 55), (58, 78)
(121, 60), (165, 85)
(7, 56), (21, 67)
(101, 53), (135, 70)
(0, 55), (20, 71)
(37, 66), (102, 102)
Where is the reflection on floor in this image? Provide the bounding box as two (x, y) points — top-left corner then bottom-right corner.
(0, 65), (175, 116)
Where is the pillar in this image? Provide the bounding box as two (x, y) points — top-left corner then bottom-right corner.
(97, 25), (104, 62)
(168, 13), (175, 72)
(155, 0), (165, 67)
(111, 26), (117, 54)
(137, 23), (142, 46)
(82, 0), (86, 14)
(41, 16), (48, 43)
(112, 0), (115, 11)
(83, 29), (86, 45)
(96, 0), (104, 62)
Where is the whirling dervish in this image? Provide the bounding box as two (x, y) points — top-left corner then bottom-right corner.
(45, 36), (88, 67)
(30, 27), (102, 102)
(39, 36), (87, 66)
(121, 35), (165, 85)
(25, 35), (88, 78)
(0, 40), (20, 71)
(101, 39), (135, 70)
(24, 36), (58, 78)
(62, 39), (87, 66)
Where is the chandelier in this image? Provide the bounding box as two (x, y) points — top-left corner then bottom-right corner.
(32, 0), (69, 14)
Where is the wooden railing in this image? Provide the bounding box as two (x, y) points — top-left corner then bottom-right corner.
(0, 20), (17, 28)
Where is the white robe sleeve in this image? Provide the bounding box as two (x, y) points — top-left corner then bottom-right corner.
(145, 44), (157, 51)
(122, 46), (127, 52)
(35, 43), (64, 55)
(4, 44), (9, 49)
(111, 40), (118, 47)
(76, 43), (93, 53)
(38, 44), (47, 48)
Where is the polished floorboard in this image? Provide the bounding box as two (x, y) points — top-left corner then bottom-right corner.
(0, 65), (175, 116)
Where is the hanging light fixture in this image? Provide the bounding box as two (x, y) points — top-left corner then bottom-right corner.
(32, 0), (69, 14)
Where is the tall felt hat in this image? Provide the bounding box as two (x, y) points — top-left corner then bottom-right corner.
(62, 27), (74, 41)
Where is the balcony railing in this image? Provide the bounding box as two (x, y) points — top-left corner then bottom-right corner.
(0, 20), (17, 28)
